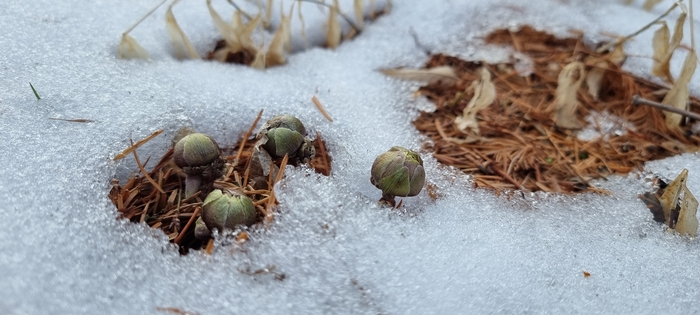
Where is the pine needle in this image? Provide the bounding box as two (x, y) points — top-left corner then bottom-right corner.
(312, 95), (334, 121)
(29, 82), (41, 100)
(114, 129), (164, 161)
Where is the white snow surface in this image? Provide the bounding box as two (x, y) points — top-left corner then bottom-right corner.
(2, 0), (700, 314)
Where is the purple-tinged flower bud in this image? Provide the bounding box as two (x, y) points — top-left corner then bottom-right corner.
(371, 146), (425, 205)
(257, 115), (315, 163)
(173, 133), (224, 198)
(202, 189), (257, 233)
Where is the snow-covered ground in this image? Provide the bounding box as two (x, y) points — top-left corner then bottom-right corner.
(2, 0), (700, 314)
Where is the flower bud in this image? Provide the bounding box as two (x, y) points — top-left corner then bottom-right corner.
(174, 133), (221, 170)
(173, 133), (224, 197)
(370, 147), (425, 200)
(257, 115), (315, 163)
(202, 189), (257, 233)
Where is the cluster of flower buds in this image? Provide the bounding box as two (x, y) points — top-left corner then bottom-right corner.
(256, 115), (315, 164)
(370, 146), (426, 206)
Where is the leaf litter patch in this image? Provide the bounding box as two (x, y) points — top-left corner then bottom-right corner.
(109, 112), (332, 255)
(411, 27), (700, 193)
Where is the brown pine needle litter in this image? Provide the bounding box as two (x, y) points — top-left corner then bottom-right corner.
(413, 27), (700, 193)
(108, 117), (332, 255)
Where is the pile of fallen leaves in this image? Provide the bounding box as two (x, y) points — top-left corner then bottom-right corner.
(109, 113), (331, 254)
(413, 27), (700, 193)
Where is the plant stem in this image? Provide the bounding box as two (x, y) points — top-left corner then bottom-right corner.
(124, 0), (168, 34)
(295, 0), (363, 33)
(597, 1), (679, 53)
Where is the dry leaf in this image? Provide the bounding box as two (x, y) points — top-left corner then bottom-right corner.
(166, 0), (200, 60)
(266, 4), (292, 67)
(607, 41), (627, 66)
(118, 33), (151, 60)
(298, 1), (308, 50)
(454, 67), (496, 134)
(264, 0), (273, 29)
(207, 0), (242, 51)
(643, 0), (663, 11)
(652, 5), (686, 83)
(251, 42), (266, 69)
(585, 60), (607, 100)
(118, 0), (166, 60)
(379, 66), (459, 85)
(651, 23), (671, 80)
(354, 0), (365, 30)
(659, 169), (698, 236)
(661, 49), (697, 129)
(553, 61), (585, 129)
(326, 0), (342, 49)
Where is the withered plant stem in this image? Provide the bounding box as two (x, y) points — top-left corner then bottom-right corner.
(295, 0), (363, 33)
(597, 1), (679, 53)
(632, 94), (700, 120)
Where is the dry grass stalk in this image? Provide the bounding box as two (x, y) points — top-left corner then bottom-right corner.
(661, 49), (697, 130)
(166, 0), (201, 60)
(413, 27), (700, 193)
(109, 117), (332, 254)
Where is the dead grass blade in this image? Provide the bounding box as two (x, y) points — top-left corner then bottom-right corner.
(166, 0), (200, 60)
(643, 0), (663, 11)
(326, 0), (342, 49)
(354, 0), (365, 30)
(661, 49), (697, 129)
(118, 34), (151, 60)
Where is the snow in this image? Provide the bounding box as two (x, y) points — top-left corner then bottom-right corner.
(1, 0), (700, 314)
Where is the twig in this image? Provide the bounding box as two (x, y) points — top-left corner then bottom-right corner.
(295, 0), (363, 33)
(226, 0), (253, 20)
(124, 0), (168, 34)
(409, 27), (431, 55)
(597, 1), (679, 53)
(632, 94), (700, 120)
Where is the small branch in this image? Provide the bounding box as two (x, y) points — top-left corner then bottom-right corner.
(124, 0), (168, 34)
(226, 0), (254, 21)
(632, 94), (700, 121)
(296, 0), (363, 33)
(597, 1), (679, 53)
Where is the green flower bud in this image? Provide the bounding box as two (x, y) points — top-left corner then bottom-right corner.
(257, 115), (315, 163)
(370, 147), (425, 202)
(194, 217), (211, 240)
(173, 133), (224, 197)
(202, 189), (257, 233)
